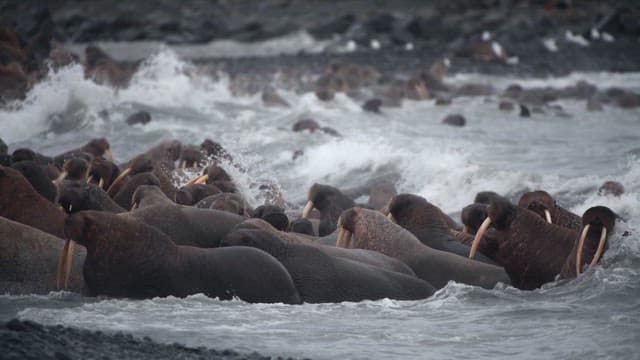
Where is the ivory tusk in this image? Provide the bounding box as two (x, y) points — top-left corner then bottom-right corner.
(336, 227), (345, 247)
(544, 209), (552, 224)
(55, 171), (68, 185)
(107, 167), (131, 195)
(104, 149), (114, 163)
(462, 225), (469, 234)
(302, 200), (314, 219)
(187, 174), (208, 186)
(131, 202), (138, 211)
(344, 230), (352, 249)
(387, 213), (396, 223)
(180, 160), (187, 169)
(63, 241), (75, 289)
(575, 224), (590, 276)
(56, 239), (71, 289)
(469, 217), (492, 259)
(589, 227), (607, 267)
(98, 177), (105, 189)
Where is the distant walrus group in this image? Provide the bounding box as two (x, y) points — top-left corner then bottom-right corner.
(0, 136), (625, 303)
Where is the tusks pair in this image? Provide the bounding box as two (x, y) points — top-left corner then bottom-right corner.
(107, 167), (131, 194)
(575, 225), (607, 275)
(468, 216), (608, 276)
(56, 239), (75, 290)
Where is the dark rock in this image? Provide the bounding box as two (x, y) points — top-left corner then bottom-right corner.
(617, 91), (639, 108)
(289, 218), (315, 235)
(442, 114), (466, 127)
(315, 88), (334, 101)
(321, 127), (341, 137)
(435, 97), (452, 106)
(292, 119), (320, 132)
(598, 181), (624, 197)
(362, 98), (382, 113)
(519, 104), (531, 117)
(125, 111), (151, 126)
(292, 150), (304, 160)
(309, 14), (356, 39)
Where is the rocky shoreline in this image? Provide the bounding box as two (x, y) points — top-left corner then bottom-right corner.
(1, 319), (307, 360)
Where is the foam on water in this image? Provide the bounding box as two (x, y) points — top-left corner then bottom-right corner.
(2, 48), (640, 359)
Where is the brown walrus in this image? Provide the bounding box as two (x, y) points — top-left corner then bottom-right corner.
(63, 210), (301, 304)
(336, 207), (511, 289)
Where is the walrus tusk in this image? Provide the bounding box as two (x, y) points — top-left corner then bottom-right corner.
(544, 209), (552, 224)
(63, 241), (75, 289)
(187, 174), (209, 186)
(55, 171), (68, 185)
(131, 202), (138, 211)
(98, 177), (105, 189)
(575, 224), (590, 276)
(180, 160), (187, 169)
(302, 200), (314, 219)
(462, 225), (469, 234)
(104, 149), (114, 163)
(343, 230), (352, 249)
(107, 167), (131, 195)
(56, 239), (74, 289)
(469, 217), (492, 259)
(336, 227), (345, 247)
(589, 227), (607, 267)
(387, 213), (396, 223)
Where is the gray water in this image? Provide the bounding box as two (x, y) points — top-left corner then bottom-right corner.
(1, 46), (639, 359)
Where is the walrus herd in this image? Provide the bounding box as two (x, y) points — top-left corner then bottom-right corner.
(0, 136), (624, 303)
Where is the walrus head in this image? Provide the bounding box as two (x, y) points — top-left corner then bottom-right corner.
(387, 194), (451, 233)
(518, 190), (555, 224)
(574, 206), (617, 275)
(57, 157), (91, 184)
(460, 203), (489, 234)
(468, 197), (517, 259)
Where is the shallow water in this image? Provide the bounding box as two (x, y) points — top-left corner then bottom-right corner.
(1, 47), (639, 359)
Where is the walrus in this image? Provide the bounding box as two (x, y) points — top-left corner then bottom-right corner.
(336, 207), (511, 289)
(0, 217), (85, 294)
(175, 183), (221, 206)
(129, 185), (244, 248)
(11, 161), (58, 203)
(518, 190), (581, 232)
(56, 157), (91, 184)
(53, 138), (113, 169)
(387, 194), (497, 265)
(235, 218), (415, 276)
(0, 166), (66, 238)
(470, 197), (580, 290)
(222, 228), (435, 303)
(58, 181), (125, 214)
(559, 206), (617, 279)
(63, 211), (301, 304)
(302, 183), (356, 236)
(88, 157), (120, 190)
(108, 153), (176, 203)
(251, 205), (290, 231)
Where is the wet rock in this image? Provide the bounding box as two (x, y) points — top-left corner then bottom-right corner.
(261, 86), (289, 107)
(292, 119), (320, 132)
(442, 114), (466, 127)
(315, 88), (334, 101)
(125, 111), (152, 126)
(617, 91), (639, 108)
(586, 98), (603, 111)
(292, 150), (304, 161)
(598, 181), (624, 197)
(499, 100), (514, 111)
(84, 45), (132, 88)
(519, 104), (531, 117)
(0, 62), (28, 103)
(362, 98), (382, 113)
(435, 97), (452, 106)
(321, 127), (341, 137)
(504, 84), (524, 99)
(0, 138), (7, 154)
